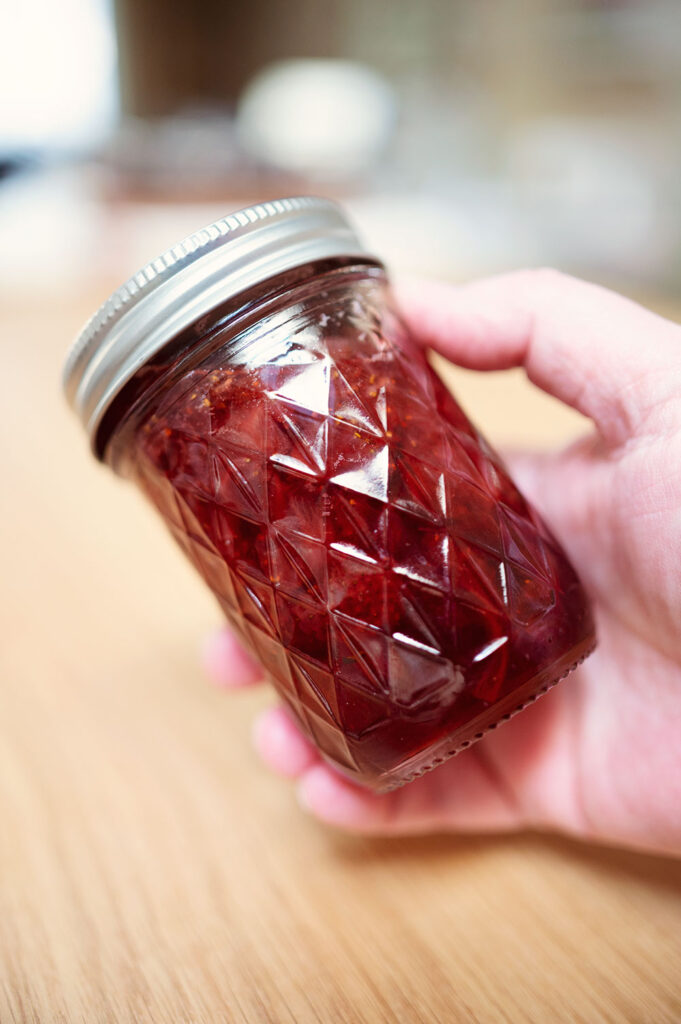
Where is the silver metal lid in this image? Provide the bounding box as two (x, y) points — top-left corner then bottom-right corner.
(63, 196), (373, 455)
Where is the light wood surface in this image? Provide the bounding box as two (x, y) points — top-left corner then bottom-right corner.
(2, 286), (681, 1024)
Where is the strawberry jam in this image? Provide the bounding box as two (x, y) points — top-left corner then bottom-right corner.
(118, 266), (595, 790)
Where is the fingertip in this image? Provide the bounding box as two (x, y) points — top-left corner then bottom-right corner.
(296, 765), (388, 831)
(201, 628), (262, 688)
(394, 275), (518, 371)
(252, 707), (318, 777)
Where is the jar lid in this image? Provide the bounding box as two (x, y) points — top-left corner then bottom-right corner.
(63, 196), (373, 455)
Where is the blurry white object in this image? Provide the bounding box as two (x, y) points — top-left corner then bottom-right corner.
(237, 60), (396, 178)
(0, 0), (117, 152)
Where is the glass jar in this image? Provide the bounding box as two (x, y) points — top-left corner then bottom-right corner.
(64, 197), (595, 792)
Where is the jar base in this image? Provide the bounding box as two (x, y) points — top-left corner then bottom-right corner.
(361, 634), (597, 794)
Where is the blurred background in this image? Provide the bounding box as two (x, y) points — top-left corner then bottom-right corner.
(1, 0), (680, 303)
(2, 10), (681, 1019)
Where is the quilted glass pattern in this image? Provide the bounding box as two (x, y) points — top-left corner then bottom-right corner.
(130, 274), (595, 789)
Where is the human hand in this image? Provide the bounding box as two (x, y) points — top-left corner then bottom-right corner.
(203, 270), (681, 857)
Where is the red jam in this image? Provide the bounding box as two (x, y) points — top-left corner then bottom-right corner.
(127, 270), (595, 790)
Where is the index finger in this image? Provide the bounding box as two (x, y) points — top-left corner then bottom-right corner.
(396, 269), (681, 445)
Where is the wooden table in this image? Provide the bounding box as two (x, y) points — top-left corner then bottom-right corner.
(2, 285), (680, 1024)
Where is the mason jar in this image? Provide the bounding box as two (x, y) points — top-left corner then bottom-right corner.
(64, 197), (595, 791)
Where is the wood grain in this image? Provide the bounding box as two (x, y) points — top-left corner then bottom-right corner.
(1, 289), (680, 1024)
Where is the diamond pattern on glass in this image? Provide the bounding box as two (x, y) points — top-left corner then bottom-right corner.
(270, 531), (328, 602)
(134, 282), (593, 789)
(268, 403), (328, 477)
